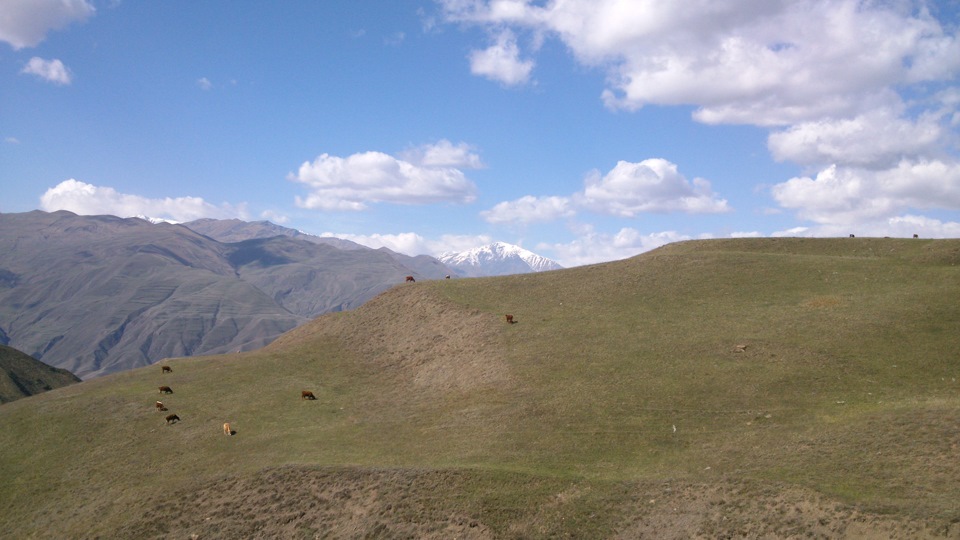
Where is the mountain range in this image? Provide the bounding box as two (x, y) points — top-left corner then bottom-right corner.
(438, 241), (563, 277)
(0, 211), (560, 378)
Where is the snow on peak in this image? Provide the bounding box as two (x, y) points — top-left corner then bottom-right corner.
(439, 241), (562, 277)
(136, 215), (180, 225)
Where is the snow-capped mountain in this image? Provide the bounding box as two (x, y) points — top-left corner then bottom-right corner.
(438, 242), (563, 277)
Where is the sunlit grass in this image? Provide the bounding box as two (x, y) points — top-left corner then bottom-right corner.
(1, 238), (958, 537)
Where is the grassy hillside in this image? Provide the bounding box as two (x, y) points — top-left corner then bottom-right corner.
(1, 238), (958, 538)
(0, 345), (80, 403)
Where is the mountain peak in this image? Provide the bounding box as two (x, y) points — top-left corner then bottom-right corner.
(439, 242), (562, 277)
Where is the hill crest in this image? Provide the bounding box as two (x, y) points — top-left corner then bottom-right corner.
(1, 237), (957, 537)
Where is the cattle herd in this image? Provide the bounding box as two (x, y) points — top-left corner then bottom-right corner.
(153, 363), (319, 436)
(151, 278), (519, 435)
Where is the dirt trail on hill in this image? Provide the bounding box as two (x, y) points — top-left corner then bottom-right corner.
(270, 284), (511, 396)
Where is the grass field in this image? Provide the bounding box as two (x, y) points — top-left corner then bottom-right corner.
(1, 238), (958, 538)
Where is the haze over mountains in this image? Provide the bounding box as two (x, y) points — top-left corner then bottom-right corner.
(0, 211), (559, 379)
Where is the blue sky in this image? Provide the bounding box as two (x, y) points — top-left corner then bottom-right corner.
(2, 0), (959, 267)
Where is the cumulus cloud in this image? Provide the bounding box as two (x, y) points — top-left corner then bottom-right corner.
(439, 2), (960, 235)
(768, 105), (949, 169)
(259, 210), (289, 224)
(468, 29), (534, 86)
(0, 0), (94, 49)
(399, 139), (484, 169)
(577, 159), (731, 216)
(541, 227), (693, 267)
(318, 231), (493, 257)
(40, 179), (248, 222)
(440, 0), (960, 125)
(289, 145), (479, 211)
(21, 57), (72, 85)
(771, 160), (960, 225)
(772, 214), (960, 239)
(481, 195), (574, 224)
(482, 158), (729, 225)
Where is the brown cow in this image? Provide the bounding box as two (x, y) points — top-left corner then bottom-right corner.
(223, 422), (232, 436)
(161, 365), (172, 373)
(301, 390), (316, 400)
(159, 386), (173, 394)
(165, 414), (180, 424)
(913, 233), (919, 238)
(405, 275), (416, 283)
(505, 314), (515, 324)
(155, 400), (167, 412)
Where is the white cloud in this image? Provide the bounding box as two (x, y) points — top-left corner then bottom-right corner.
(440, 1), (960, 125)
(481, 158), (730, 225)
(319, 231), (493, 257)
(399, 139), (484, 169)
(772, 226), (811, 237)
(577, 159), (730, 216)
(197, 77), (213, 90)
(40, 179), (248, 222)
(21, 57), (72, 85)
(289, 148), (479, 211)
(542, 227), (692, 267)
(0, 0), (94, 49)
(481, 195), (574, 224)
(771, 160), (960, 225)
(772, 214), (960, 239)
(768, 105), (948, 169)
(439, 1), (960, 238)
(259, 210), (289, 224)
(468, 29), (534, 86)
(4, 136), (20, 144)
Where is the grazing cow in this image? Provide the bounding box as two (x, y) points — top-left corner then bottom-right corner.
(155, 401), (167, 411)
(913, 233), (919, 238)
(405, 275), (416, 283)
(223, 422), (232, 436)
(159, 385), (173, 394)
(161, 365), (172, 373)
(165, 414), (180, 424)
(849, 234), (855, 238)
(505, 314), (515, 324)
(301, 390), (316, 400)
(445, 275), (451, 279)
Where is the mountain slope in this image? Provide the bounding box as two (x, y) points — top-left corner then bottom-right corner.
(439, 241), (563, 277)
(185, 217), (456, 278)
(0, 211), (448, 378)
(0, 238), (957, 538)
(184, 218), (368, 250)
(0, 344), (80, 403)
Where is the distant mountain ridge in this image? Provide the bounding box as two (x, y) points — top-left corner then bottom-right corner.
(184, 218), (368, 251)
(439, 241), (563, 277)
(0, 211), (451, 378)
(187, 219), (561, 279)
